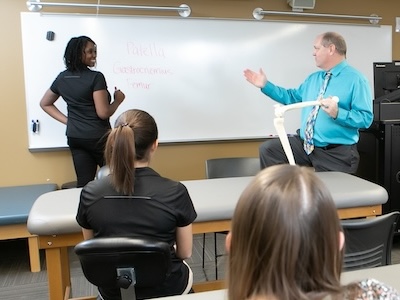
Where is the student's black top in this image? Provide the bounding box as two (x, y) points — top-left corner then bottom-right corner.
(76, 167), (197, 299)
(50, 68), (112, 138)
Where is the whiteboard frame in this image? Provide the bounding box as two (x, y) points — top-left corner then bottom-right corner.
(20, 13), (392, 151)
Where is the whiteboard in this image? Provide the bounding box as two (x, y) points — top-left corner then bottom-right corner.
(20, 12), (392, 150)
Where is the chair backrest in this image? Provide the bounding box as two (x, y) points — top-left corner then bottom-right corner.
(74, 237), (171, 299)
(341, 211), (400, 271)
(205, 157), (260, 179)
(96, 165), (110, 180)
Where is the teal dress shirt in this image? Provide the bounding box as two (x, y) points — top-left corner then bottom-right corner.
(261, 60), (373, 147)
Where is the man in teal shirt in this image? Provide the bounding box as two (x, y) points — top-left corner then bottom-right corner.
(244, 32), (373, 174)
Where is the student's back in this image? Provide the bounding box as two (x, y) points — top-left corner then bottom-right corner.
(76, 109), (197, 300)
(225, 165), (400, 300)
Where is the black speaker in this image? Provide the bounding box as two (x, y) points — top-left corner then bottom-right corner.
(287, 0), (316, 10)
(357, 122), (400, 231)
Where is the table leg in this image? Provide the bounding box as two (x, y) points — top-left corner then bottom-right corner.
(45, 247), (71, 300)
(28, 236), (41, 272)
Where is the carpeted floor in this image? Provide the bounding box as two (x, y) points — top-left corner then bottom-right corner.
(1, 234), (400, 299)
(0, 233), (227, 299)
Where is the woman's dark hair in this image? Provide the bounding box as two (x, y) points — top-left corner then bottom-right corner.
(104, 109), (158, 195)
(63, 36), (95, 71)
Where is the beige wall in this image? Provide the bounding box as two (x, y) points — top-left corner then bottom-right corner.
(2, 0), (400, 187)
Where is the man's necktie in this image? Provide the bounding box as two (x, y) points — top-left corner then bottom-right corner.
(304, 72), (332, 154)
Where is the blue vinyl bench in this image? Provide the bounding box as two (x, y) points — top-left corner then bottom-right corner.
(0, 183), (58, 272)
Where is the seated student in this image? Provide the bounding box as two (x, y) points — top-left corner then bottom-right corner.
(225, 164), (399, 300)
(76, 109), (197, 300)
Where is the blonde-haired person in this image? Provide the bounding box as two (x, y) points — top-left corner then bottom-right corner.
(76, 109), (197, 300)
(225, 165), (399, 300)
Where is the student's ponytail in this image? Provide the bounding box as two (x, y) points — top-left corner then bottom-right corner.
(105, 123), (136, 195)
(104, 109), (158, 195)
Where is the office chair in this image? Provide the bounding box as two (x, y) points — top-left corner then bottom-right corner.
(74, 237), (192, 300)
(95, 165), (110, 180)
(205, 157), (261, 179)
(203, 157), (260, 280)
(341, 211), (400, 271)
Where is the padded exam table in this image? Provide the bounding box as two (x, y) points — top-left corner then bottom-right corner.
(28, 172), (387, 300)
(0, 183), (57, 272)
